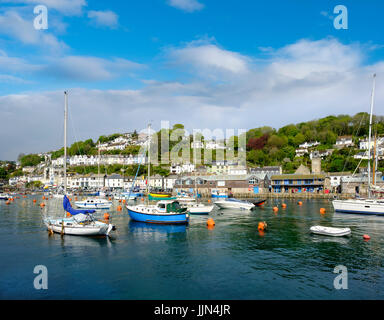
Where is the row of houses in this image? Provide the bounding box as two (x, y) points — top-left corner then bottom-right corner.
(51, 154), (148, 167)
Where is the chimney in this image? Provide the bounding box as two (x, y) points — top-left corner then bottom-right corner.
(312, 158), (321, 174)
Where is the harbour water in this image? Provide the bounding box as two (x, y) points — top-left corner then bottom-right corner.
(1, 196), (383, 299)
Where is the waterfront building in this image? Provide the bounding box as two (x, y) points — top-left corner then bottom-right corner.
(270, 173), (325, 193)
(174, 174), (268, 196)
(324, 172), (352, 192)
(105, 174), (124, 189)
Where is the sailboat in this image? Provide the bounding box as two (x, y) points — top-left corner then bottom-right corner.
(126, 124), (189, 224)
(43, 91), (116, 236)
(332, 74), (384, 216)
(180, 138), (214, 215)
(74, 142), (112, 209)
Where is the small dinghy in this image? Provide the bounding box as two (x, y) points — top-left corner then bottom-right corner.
(310, 226), (351, 237)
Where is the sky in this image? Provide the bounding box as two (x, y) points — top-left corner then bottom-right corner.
(1, 0), (384, 160)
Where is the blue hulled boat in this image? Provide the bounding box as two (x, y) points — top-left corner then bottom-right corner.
(126, 200), (189, 224)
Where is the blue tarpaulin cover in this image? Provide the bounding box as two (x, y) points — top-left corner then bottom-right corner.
(63, 195), (96, 215)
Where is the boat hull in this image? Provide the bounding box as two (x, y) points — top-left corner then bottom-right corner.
(127, 208), (189, 224)
(44, 219), (113, 236)
(332, 199), (384, 215)
(310, 226), (351, 237)
(75, 201), (112, 209)
(187, 205), (214, 215)
(214, 200), (255, 210)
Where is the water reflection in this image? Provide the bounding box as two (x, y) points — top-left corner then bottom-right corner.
(128, 220), (187, 234)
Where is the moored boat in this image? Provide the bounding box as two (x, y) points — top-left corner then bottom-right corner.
(126, 200), (189, 224)
(75, 198), (112, 209)
(214, 198), (255, 210)
(310, 226), (351, 237)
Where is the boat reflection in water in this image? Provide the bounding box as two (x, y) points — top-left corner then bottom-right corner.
(128, 220), (187, 235)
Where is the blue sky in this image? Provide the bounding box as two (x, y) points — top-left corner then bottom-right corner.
(1, 0), (384, 160)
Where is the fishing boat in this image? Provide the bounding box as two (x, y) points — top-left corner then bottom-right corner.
(214, 198), (255, 210)
(44, 196), (115, 236)
(0, 193), (10, 200)
(126, 200), (189, 224)
(211, 189), (228, 198)
(310, 226), (351, 237)
(43, 91), (116, 237)
(74, 198), (112, 209)
(332, 74), (384, 216)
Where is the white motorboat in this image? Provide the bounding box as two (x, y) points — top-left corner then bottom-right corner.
(332, 198), (384, 215)
(214, 198), (255, 210)
(0, 193), (10, 200)
(75, 198), (112, 209)
(186, 203), (215, 214)
(310, 226), (351, 237)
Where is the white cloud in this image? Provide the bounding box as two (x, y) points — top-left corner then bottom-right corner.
(42, 56), (145, 81)
(167, 0), (204, 12)
(87, 10), (119, 29)
(0, 10), (67, 51)
(1, 38), (384, 160)
(168, 41), (250, 75)
(3, 0), (87, 15)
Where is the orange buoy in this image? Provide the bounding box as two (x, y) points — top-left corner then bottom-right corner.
(122, 199), (126, 204)
(40, 203), (45, 208)
(320, 208), (326, 214)
(208, 199), (211, 203)
(117, 205), (122, 211)
(298, 201), (303, 206)
(5, 201), (10, 205)
(282, 203), (287, 208)
(207, 218), (215, 227)
(69, 198), (72, 201)
(141, 197), (144, 201)
(75, 197), (78, 201)
(66, 212), (71, 217)
(273, 206), (279, 212)
(363, 234), (371, 240)
(33, 199), (37, 203)
(119, 199), (122, 203)
(108, 197), (112, 201)
(104, 213), (110, 220)
(258, 221), (267, 231)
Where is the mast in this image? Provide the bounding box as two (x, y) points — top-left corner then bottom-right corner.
(193, 133), (198, 201)
(98, 141), (101, 189)
(64, 91), (68, 195)
(373, 132), (377, 186)
(367, 74), (376, 198)
(147, 123), (151, 194)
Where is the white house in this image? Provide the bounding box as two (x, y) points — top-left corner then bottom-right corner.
(335, 136), (354, 148)
(295, 148), (308, 157)
(359, 137), (384, 150)
(170, 163), (195, 175)
(205, 140), (226, 150)
(105, 174), (124, 189)
(310, 150), (332, 160)
(299, 141), (320, 149)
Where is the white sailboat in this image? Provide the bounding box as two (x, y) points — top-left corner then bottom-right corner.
(43, 91), (116, 236)
(332, 74), (384, 216)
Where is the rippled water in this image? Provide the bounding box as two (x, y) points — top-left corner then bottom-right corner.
(0, 196), (383, 299)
